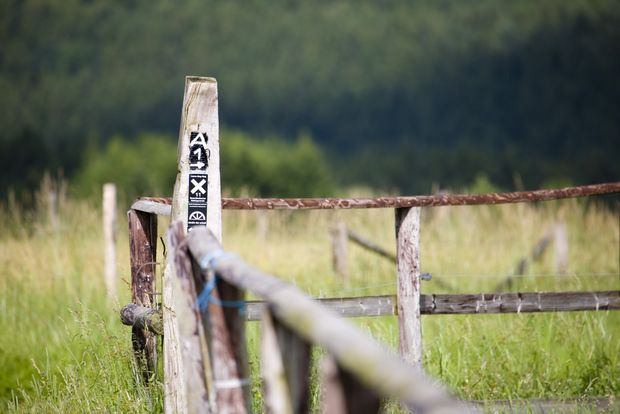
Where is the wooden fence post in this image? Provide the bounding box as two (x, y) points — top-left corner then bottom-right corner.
(103, 183), (117, 301)
(320, 355), (381, 414)
(261, 309), (311, 414)
(330, 221), (348, 279)
(554, 223), (568, 275)
(163, 77), (242, 413)
(395, 207), (422, 368)
(127, 208), (157, 381)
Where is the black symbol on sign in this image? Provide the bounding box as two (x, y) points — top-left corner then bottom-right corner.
(190, 147), (210, 170)
(190, 132), (208, 148)
(188, 211), (206, 221)
(191, 178), (206, 195)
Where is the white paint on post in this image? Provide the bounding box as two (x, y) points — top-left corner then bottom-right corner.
(395, 207), (422, 368)
(102, 183), (117, 301)
(163, 76), (222, 414)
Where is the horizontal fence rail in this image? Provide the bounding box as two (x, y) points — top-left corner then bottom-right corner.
(133, 182), (620, 214)
(186, 227), (476, 414)
(245, 291), (620, 320)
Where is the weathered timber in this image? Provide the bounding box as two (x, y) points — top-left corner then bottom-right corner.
(320, 355), (381, 414)
(246, 295), (397, 321)
(420, 290), (620, 314)
(127, 209), (158, 382)
(103, 183), (117, 300)
(132, 199), (172, 216)
(140, 182), (619, 212)
(330, 222), (349, 279)
(168, 223), (213, 413)
(200, 257), (250, 413)
(119, 291), (620, 328)
(395, 207), (422, 368)
(261, 309), (311, 414)
(120, 304), (163, 335)
(163, 76), (223, 414)
(187, 228), (474, 414)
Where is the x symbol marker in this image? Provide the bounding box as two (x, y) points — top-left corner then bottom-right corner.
(191, 178), (206, 195)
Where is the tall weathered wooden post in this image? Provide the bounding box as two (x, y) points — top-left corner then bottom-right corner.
(395, 207), (423, 368)
(163, 77), (223, 413)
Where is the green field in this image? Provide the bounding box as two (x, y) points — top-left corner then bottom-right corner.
(1, 188), (618, 412)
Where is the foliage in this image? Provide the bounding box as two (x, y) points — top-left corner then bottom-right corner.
(1, 190), (618, 412)
(72, 130), (335, 200)
(1, 0), (619, 195)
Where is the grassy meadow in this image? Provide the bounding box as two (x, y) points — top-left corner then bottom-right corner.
(0, 186), (618, 412)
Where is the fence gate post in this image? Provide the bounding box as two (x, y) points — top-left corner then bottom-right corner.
(163, 76), (223, 413)
(395, 207), (422, 368)
(330, 221), (348, 279)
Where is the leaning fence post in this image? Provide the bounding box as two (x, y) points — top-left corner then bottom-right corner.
(395, 207), (423, 368)
(330, 221), (348, 279)
(103, 183), (117, 301)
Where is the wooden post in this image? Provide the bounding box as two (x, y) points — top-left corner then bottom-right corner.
(103, 183), (117, 301)
(127, 208), (157, 382)
(167, 222), (213, 413)
(330, 221), (348, 279)
(320, 355), (381, 414)
(554, 223), (568, 275)
(261, 309), (311, 414)
(395, 207), (422, 368)
(162, 76), (224, 413)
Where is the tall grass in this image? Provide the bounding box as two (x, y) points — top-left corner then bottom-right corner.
(0, 184), (618, 412)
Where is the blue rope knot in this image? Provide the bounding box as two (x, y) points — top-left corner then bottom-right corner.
(196, 250), (245, 313)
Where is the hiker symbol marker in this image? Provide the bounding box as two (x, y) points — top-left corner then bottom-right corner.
(187, 131), (209, 230)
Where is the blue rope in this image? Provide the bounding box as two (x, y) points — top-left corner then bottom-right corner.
(196, 250), (245, 313)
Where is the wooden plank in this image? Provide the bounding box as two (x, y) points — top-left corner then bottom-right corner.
(330, 222), (348, 279)
(395, 207), (422, 368)
(261, 309), (311, 414)
(261, 309), (293, 414)
(320, 355), (381, 414)
(420, 290), (620, 315)
(127, 209), (158, 382)
(201, 265), (251, 413)
(187, 229), (473, 413)
(103, 183), (117, 301)
(120, 303), (163, 335)
(246, 296), (397, 321)
(163, 76), (223, 413)
(168, 222), (212, 413)
(121, 291), (620, 328)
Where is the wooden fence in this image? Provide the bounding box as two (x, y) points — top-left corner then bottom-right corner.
(120, 76), (620, 413)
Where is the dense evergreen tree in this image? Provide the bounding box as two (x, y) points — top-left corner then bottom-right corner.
(1, 0), (618, 196)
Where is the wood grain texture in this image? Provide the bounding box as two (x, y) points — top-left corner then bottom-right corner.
(127, 209), (158, 382)
(187, 228), (473, 414)
(139, 182), (619, 212)
(395, 207), (422, 368)
(167, 222), (213, 413)
(163, 76), (223, 414)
